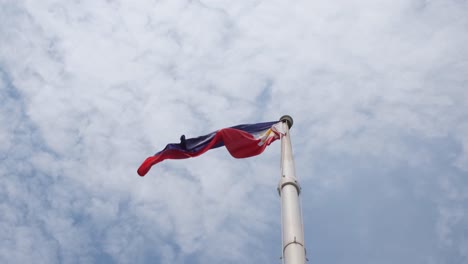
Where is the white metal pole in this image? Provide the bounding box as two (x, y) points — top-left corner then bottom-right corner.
(278, 115), (306, 264)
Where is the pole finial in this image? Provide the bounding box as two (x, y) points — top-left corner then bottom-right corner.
(279, 115), (293, 129)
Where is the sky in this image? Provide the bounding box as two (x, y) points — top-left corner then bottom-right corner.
(1, 0), (468, 263)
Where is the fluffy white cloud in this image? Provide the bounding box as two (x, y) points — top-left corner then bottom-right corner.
(1, 0), (467, 263)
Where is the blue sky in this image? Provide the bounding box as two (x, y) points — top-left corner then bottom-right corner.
(1, 0), (468, 263)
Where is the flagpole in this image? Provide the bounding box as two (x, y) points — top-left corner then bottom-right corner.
(278, 115), (306, 264)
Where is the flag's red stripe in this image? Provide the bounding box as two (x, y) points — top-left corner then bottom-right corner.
(221, 128), (276, 158)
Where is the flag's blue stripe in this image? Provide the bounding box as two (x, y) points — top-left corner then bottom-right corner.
(155, 121), (278, 155)
(229, 121), (278, 134)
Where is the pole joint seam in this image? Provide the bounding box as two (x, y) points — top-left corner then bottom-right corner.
(278, 180), (301, 196)
(282, 237), (305, 254)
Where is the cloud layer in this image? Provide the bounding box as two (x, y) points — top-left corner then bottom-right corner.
(1, 0), (468, 263)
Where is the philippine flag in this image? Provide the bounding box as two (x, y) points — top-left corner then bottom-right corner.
(137, 121), (284, 176)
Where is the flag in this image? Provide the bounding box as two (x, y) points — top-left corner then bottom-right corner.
(137, 121), (284, 176)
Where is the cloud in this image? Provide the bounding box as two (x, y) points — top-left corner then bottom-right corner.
(1, 0), (468, 263)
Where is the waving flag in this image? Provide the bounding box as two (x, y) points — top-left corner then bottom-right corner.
(137, 121), (284, 176)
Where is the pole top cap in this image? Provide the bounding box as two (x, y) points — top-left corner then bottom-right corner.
(279, 115), (293, 129)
